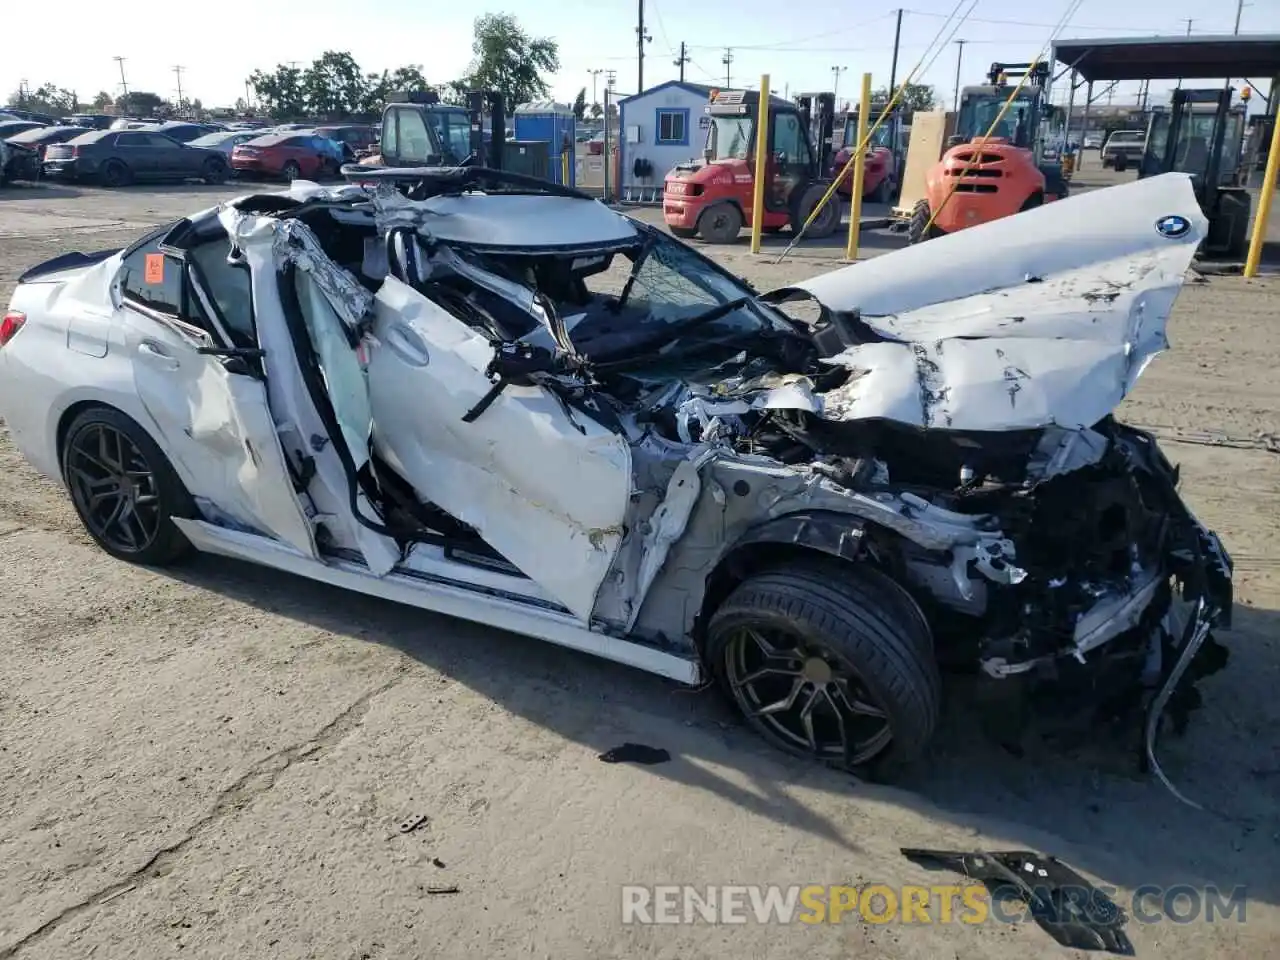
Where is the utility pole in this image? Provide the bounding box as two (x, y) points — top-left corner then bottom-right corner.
(889, 8), (904, 95)
(722, 48), (734, 88)
(636, 0), (652, 93)
(244, 79), (252, 110)
(173, 65), (185, 109)
(952, 40), (966, 112)
(832, 66), (847, 103)
(589, 68), (604, 107)
(113, 56), (129, 99)
(674, 41), (689, 83)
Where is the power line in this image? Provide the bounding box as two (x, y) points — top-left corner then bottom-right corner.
(684, 11), (893, 52)
(903, 8), (1227, 33)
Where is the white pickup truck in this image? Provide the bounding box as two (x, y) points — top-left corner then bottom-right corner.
(1101, 129), (1146, 171)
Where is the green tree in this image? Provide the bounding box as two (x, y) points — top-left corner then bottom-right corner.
(120, 91), (166, 116)
(589, 102), (603, 120)
(389, 65), (430, 92)
(461, 13), (559, 109)
(7, 83), (79, 115)
(874, 83), (938, 112)
(91, 91), (113, 111)
(572, 87), (586, 121)
(250, 65), (306, 120)
(303, 51), (366, 117)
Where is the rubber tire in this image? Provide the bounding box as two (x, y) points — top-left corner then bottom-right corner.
(60, 406), (195, 566)
(1114, 155), (1128, 173)
(281, 160), (302, 182)
(706, 559), (941, 776)
(669, 225), (697, 239)
(100, 160), (130, 188)
(791, 184), (840, 240)
(696, 203), (743, 244)
(202, 157), (228, 185)
(907, 198), (939, 244)
(1019, 192), (1044, 213)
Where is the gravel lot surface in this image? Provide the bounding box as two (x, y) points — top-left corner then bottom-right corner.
(1, 172), (1277, 959)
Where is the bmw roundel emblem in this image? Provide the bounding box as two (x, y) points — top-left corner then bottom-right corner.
(1155, 214), (1191, 239)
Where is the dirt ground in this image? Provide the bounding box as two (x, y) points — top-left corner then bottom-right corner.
(1, 174), (1277, 960)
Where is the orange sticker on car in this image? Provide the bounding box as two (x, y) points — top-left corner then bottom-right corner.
(143, 253), (165, 285)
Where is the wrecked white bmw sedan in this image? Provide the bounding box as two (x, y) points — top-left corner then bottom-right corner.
(0, 168), (1232, 781)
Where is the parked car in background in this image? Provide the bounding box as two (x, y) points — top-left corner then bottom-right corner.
(110, 117), (158, 130)
(2, 109), (57, 125)
(311, 124), (379, 161)
(43, 130), (230, 186)
(4, 125), (90, 177)
(154, 121), (224, 143)
(0, 120), (47, 139)
(231, 133), (342, 181)
(66, 114), (116, 130)
(271, 122), (315, 132)
(187, 130), (260, 161)
(1101, 129), (1146, 171)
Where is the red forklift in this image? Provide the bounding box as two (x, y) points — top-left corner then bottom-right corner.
(831, 101), (900, 204)
(662, 89), (841, 243)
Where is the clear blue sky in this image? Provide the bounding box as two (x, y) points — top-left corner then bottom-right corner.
(5, 0), (1276, 110)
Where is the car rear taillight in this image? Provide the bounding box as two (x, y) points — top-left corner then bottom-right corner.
(70, 146), (80, 157)
(0, 311), (27, 348)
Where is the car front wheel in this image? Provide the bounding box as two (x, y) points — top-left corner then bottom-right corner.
(706, 561), (940, 774)
(61, 406), (194, 565)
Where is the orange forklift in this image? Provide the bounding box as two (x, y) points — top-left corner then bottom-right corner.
(908, 62), (1069, 243)
(663, 89), (840, 244)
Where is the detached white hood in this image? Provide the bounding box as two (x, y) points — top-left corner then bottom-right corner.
(777, 173), (1206, 431)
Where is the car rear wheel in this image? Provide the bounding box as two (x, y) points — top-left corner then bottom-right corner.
(708, 561), (940, 774)
(202, 157), (228, 185)
(281, 160), (302, 182)
(100, 160), (130, 188)
(696, 203), (743, 244)
(61, 407), (194, 566)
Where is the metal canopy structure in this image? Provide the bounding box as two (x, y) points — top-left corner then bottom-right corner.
(1053, 34), (1280, 83)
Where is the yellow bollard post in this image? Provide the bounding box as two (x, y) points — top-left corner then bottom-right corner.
(845, 72), (872, 261)
(562, 149), (570, 187)
(750, 74), (771, 255)
(1244, 115), (1280, 278)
